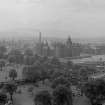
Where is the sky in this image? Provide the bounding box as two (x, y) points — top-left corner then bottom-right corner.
(0, 0), (105, 38)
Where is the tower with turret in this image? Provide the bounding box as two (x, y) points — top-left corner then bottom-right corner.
(35, 32), (51, 56)
(42, 40), (50, 56)
(65, 36), (73, 57)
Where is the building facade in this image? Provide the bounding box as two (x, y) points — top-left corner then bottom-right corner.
(35, 33), (81, 58)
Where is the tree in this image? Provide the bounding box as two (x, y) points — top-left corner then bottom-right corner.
(9, 69), (17, 80)
(3, 83), (17, 103)
(0, 59), (5, 71)
(51, 70), (63, 81)
(66, 61), (73, 69)
(22, 65), (41, 82)
(34, 90), (52, 105)
(40, 69), (50, 82)
(50, 57), (61, 66)
(0, 92), (7, 104)
(51, 76), (70, 89)
(83, 79), (105, 105)
(53, 85), (72, 105)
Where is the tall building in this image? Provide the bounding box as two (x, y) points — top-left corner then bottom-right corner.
(42, 40), (50, 56)
(35, 33), (81, 58)
(35, 32), (50, 56)
(65, 36), (73, 57)
(54, 36), (81, 58)
(55, 42), (66, 58)
(35, 32), (43, 56)
(72, 43), (81, 57)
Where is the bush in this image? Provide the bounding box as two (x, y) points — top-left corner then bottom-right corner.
(51, 76), (70, 89)
(34, 90), (52, 105)
(83, 79), (105, 105)
(52, 85), (72, 105)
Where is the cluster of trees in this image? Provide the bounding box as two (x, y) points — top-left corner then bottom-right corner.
(34, 79), (105, 105)
(83, 79), (105, 105)
(0, 77), (105, 105)
(22, 56), (97, 87)
(35, 85), (72, 105)
(0, 83), (17, 104)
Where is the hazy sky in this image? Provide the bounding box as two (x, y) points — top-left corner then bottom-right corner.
(0, 0), (105, 38)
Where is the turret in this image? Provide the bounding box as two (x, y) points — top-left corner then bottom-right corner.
(66, 36), (72, 48)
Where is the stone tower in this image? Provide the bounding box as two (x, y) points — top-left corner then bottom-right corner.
(35, 32), (43, 56)
(66, 36), (73, 57)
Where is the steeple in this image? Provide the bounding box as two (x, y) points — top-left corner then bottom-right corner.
(39, 31), (42, 44)
(38, 31), (42, 55)
(66, 36), (72, 47)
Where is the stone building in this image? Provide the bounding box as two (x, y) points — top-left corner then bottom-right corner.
(35, 32), (81, 58)
(54, 36), (81, 58)
(35, 32), (50, 57)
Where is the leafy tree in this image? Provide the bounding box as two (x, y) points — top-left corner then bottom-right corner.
(0, 92), (7, 104)
(40, 69), (50, 82)
(83, 79), (105, 105)
(34, 90), (52, 105)
(3, 83), (17, 103)
(50, 57), (61, 66)
(53, 85), (72, 105)
(51, 76), (70, 89)
(22, 65), (41, 82)
(9, 69), (17, 80)
(51, 70), (63, 81)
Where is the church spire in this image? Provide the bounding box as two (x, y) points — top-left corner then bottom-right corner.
(66, 36), (72, 47)
(39, 31), (42, 44)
